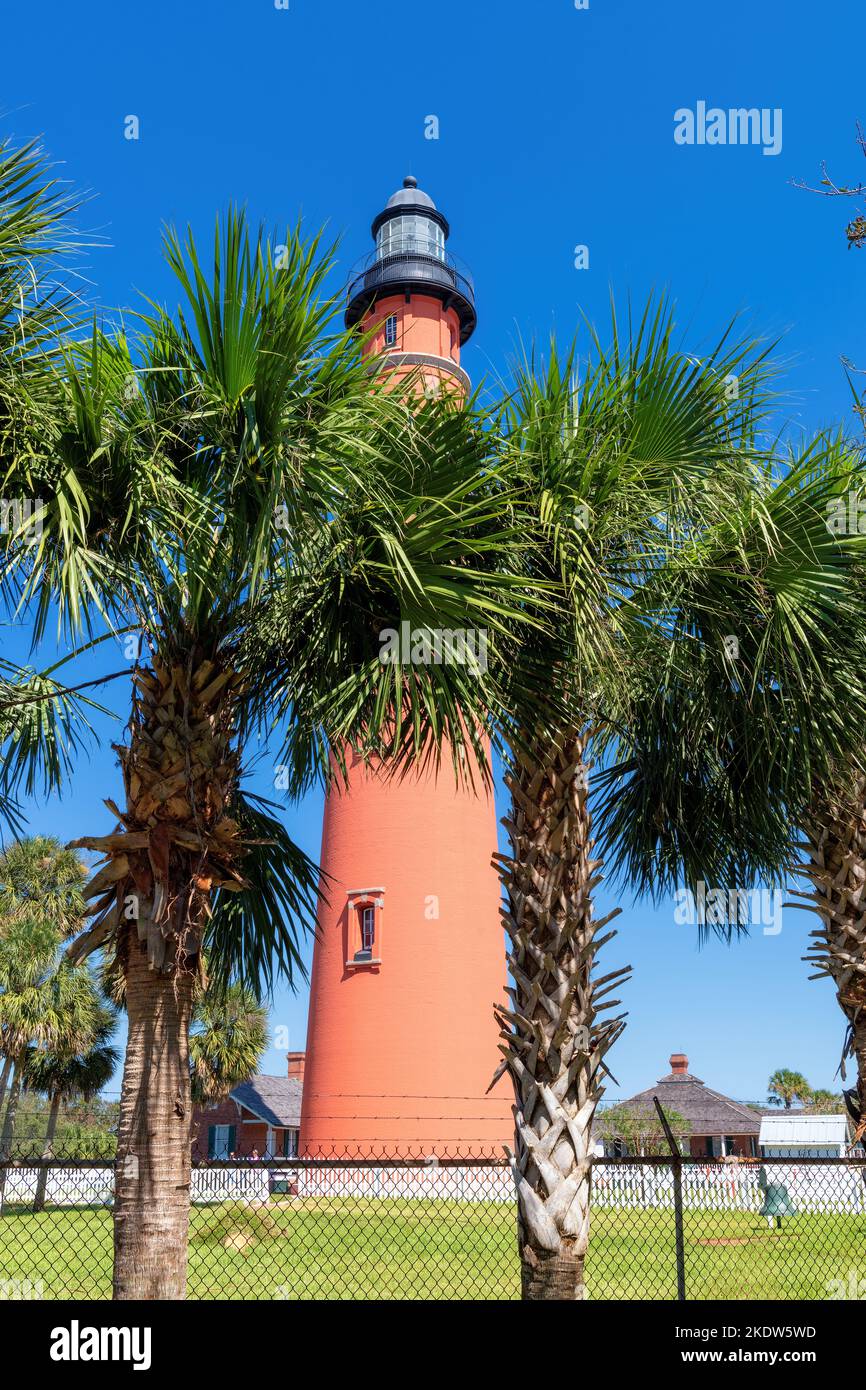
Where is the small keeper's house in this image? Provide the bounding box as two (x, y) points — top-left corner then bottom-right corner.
(603, 1052), (761, 1157)
(191, 1053), (305, 1159)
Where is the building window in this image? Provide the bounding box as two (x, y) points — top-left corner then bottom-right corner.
(208, 1123), (235, 1159)
(385, 314), (398, 346)
(346, 890), (383, 965)
(355, 905), (376, 961)
(283, 1129), (299, 1158)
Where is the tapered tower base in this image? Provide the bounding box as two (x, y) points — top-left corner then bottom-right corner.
(299, 747), (512, 1159)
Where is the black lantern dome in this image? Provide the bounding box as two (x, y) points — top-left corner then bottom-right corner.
(345, 176), (476, 344)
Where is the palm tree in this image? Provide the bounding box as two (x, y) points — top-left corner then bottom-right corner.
(0, 914), (56, 1124)
(189, 984), (267, 1106)
(800, 759), (866, 1135)
(687, 440), (866, 1136)
(0, 139), (99, 836)
(1, 199), (531, 1297)
(767, 1069), (812, 1109)
(0, 836), (88, 937)
(0, 663), (98, 837)
(0, 135), (82, 358)
(490, 305), (866, 1299)
(21, 999), (117, 1210)
(0, 837), (89, 1114)
(0, 920), (99, 1205)
(808, 1088), (843, 1114)
(607, 435), (866, 1143)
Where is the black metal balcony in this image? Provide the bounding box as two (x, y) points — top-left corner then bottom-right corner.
(345, 248), (477, 344)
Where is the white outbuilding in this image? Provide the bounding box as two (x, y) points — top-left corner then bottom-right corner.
(759, 1113), (850, 1158)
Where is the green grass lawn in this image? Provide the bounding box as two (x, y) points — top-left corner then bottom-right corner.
(1, 1199), (863, 1300)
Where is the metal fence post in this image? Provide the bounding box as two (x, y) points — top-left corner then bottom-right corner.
(654, 1096), (686, 1300)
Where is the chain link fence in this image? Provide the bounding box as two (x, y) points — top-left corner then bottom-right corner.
(0, 1147), (864, 1299)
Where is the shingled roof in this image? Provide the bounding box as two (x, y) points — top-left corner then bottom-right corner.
(230, 1075), (302, 1129)
(614, 1053), (761, 1136)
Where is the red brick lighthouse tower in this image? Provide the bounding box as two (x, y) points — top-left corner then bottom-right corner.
(298, 178), (512, 1159)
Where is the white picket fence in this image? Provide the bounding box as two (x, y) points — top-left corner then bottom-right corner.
(591, 1163), (866, 1215)
(288, 1164), (513, 1203)
(190, 1166), (271, 1204)
(1, 1165), (270, 1208)
(238, 1160), (866, 1211)
(2, 1160), (864, 1214)
(0, 1162), (514, 1206)
(1, 1167), (115, 1208)
(1, 1163), (511, 1207)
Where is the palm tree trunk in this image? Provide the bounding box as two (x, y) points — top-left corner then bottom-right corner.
(66, 648), (244, 1299)
(32, 1092), (62, 1214)
(801, 771), (866, 1136)
(0, 1065), (22, 1213)
(495, 729), (630, 1300)
(113, 920), (196, 1300)
(0, 1053), (12, 1119)
(852, 1011), (866, 1138)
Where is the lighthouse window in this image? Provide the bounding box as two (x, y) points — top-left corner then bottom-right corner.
(361, 907), (375, 950)
(385, 314), (398, 346)
(353, 905), (376, 962)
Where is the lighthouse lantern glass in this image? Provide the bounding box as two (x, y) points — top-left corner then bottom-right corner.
(376, 215), (445, 263)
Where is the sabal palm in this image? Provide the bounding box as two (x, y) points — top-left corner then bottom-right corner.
(610, 435), (866, 1138)
(189, 984), (267, 1107)
(492, 303), (866, 1299)
(0, 662), (98, 835)
(808, 1088), (842, 1114)
(0, 141), (103, 833)
(22, 998), (117, 1210)
(796, 522), (866, 1136)
(0, 914), (57, 1116)
(802, 788), (866, 1128)
(0, 835), (87, 934)
(2, 204), (530, 1297)
(728, 446), (866, 1135)
(0, 835), (89, 1116)
(0, 919), (99, 1204)
(767, 1069), (811, 1109)
(0, 136), (81, 359)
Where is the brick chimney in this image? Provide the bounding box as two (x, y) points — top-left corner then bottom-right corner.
(287, 1051), (306, 1082)
(669, 1052), (688, 1075)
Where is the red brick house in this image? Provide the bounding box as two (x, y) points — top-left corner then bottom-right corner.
(192, 1052), (305, 1159)
(600, 1052), (761, 1158)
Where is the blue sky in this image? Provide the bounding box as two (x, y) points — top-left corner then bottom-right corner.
(2, 0), (863, 1104)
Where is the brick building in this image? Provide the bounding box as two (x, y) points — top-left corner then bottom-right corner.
(192, 1052), (305, 1159)
(602, 1052), (761, 1158)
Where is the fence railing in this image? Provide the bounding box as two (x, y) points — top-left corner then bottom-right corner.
(1, 1151), (864, 1300)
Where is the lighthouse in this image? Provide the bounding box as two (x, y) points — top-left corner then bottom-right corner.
(298, 178), (512, 1159)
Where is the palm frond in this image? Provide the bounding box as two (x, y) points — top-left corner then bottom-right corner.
(203, 790), (318, 997)
(0, 659), (104, 833)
